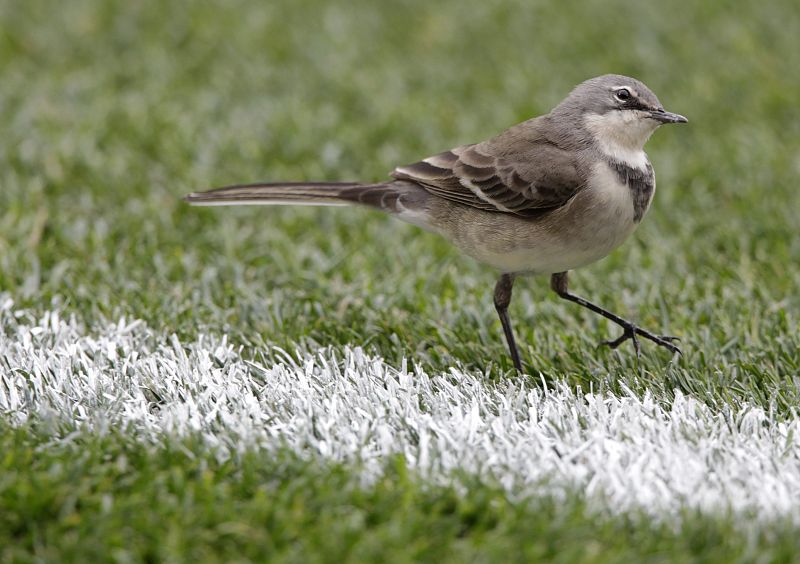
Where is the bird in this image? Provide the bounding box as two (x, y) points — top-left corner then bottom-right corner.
(185, 74), (688, 372)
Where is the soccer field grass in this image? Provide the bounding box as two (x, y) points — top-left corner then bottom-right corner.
(2, 0), (799, 560)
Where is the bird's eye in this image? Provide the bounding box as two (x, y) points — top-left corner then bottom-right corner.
(614, 88), (631, 101)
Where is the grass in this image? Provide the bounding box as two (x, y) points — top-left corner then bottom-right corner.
(3, 424), (800, 563)
(1, 0), (799, 560)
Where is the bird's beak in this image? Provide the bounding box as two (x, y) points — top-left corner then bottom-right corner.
(649, 108), (688, 124)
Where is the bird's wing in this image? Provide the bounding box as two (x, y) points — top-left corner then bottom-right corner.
(390, 127), (582, 217)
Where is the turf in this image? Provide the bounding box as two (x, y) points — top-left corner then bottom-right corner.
(1, 0), (799, 560)
(4, 423), (800, 563)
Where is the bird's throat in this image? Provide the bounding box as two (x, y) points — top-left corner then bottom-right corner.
(584, 111), (657, 170)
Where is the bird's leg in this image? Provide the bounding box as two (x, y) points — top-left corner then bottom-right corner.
(550, 272), (681, 355)
(494, 273), (523, 372)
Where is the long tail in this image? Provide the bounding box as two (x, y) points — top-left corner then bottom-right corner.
(184, 181), (405, 212)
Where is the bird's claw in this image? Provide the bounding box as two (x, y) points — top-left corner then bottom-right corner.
(600, 326), (636, 349)
(658, 335), (681, 343)
(599, 325), (681, 356)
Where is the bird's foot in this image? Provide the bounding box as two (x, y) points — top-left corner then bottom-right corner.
(599, 323), (681, 356)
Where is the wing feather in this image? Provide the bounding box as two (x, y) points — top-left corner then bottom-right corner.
(390, 125), (582, 217)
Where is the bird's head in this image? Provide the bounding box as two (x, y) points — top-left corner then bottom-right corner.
(552, 74), (687, 156)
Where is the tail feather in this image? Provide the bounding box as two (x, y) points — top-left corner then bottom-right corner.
(184, 181), (402, 211)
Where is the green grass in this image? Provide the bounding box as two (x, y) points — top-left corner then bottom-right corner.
(3, 423), (799, 563)
(1, 0), (799, 559)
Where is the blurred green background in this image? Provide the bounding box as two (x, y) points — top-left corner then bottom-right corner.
(0, 0), (798, 402)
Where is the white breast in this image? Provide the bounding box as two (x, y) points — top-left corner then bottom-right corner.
(438, 161), (641, 275)
(583, 161), (639, 240)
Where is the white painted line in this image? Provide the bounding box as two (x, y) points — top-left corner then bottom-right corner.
(1, 296), (799, 524)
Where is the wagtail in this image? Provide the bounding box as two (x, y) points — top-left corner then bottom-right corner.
(185, 74), (688, 372)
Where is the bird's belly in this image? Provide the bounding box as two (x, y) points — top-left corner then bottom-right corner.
(445, 164), (642, 274)
(467, 226), (633, 274)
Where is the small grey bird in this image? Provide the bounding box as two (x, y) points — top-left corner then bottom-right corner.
(185, 74), (687, 371)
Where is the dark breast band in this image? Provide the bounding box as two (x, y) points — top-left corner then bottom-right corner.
(607, 160), (655, 222)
